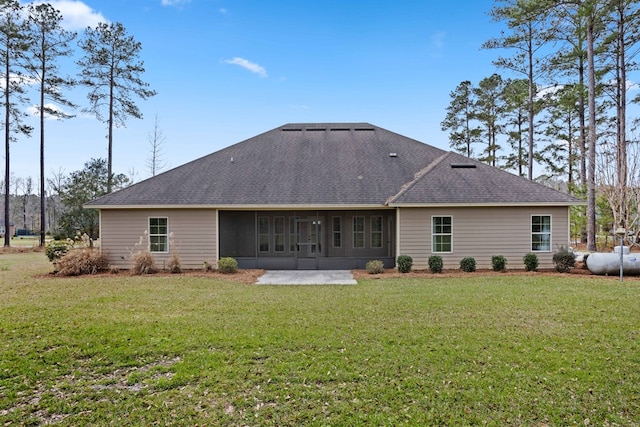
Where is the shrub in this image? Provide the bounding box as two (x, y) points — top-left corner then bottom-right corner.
(365, 259), (385, 274)
(45, 239), (73, 263)
(56, 248), (108, 276)
(523, 252), (539, 271)
(168, 253), (182, 274)
(492, 255), (507, 272)
(217, 257), (238, 274)
(131, 251), (157, 275)
(552, 246), (576, 273)
(396, 255), (413, 273)
(428, 255), (443, 273)
(459, 257), (476, 273)
(203, 261), (213, 272)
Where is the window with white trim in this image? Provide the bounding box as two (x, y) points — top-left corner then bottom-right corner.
(149, 217), (168, 253)
(432, 216), (452, 253)
(531, 215), (551, 251)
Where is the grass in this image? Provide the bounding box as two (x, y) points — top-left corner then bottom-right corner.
(1, 253), (640, 425)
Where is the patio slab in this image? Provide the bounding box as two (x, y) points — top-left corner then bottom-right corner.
(255, 270), (357, 285)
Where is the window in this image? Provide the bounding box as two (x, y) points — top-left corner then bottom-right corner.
(274, 217), (285, 252)
(432, 216), (452, 253)
(353, 216), (365, 248)
(258, 217), (269, 252)
(371, 216), (383, 248)
(149, 217), (168, 253)
(332, 216), (342, 248)
(532, 215), (551, 251)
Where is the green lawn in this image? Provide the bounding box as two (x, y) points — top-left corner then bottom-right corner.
(1, 252), (640, 425)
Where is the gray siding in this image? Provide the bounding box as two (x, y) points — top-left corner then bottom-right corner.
(397, 206), (570, 270)
(100, 209), (217, 270)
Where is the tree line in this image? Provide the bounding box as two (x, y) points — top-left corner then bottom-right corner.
(0, 0), (155, 247)
(441, 0), (640, 250)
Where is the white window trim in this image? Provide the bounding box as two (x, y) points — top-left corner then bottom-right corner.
(148, 217), (169, 253)
(431, 215), (453, 253)
(531, 214), (552, 252)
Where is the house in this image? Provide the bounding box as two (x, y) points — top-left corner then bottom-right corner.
(0, 219), (15, 238)
(86, 123), (583, 271)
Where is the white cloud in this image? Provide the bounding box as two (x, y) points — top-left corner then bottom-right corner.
(34, 0), (107, 30)
(161, 0), (191, 6)
(224, 57), (268, 78)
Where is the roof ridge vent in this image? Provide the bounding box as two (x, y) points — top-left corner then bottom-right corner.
(354, 128), (374, 131)
(450, 163), (477, 169)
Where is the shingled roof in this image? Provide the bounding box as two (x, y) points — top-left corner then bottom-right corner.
(86, 123), (582, 208)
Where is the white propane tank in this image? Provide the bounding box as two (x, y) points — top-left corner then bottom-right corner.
(586, 247), (640, 275)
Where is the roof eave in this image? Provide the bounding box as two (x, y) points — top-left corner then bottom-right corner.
(388, 201), (586, 208)
(85, 203), (393, 210)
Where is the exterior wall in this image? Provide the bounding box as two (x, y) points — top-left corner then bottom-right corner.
(397, 206), (570, 270)
(100, 208), (217, 270)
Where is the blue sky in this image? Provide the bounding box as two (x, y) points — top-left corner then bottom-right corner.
(12, 0), (505, 184)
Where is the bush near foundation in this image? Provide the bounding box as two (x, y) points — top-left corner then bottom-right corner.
(396, 255), (413, 273)
(132, 251), (157, 275)
(460, 257), (476, 273)
(56, 248), (108, 276)
(428, 255), (443, 273)
(492, 255), (507, 272)
(523, 252), (539, 271)
(217, 257), (238, 274)
(365, 260), (384, 274)
(552, 247), (576, 273)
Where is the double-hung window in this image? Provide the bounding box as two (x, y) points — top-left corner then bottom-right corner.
(432, 216), (452, 253)
(531, 215), (551, 251)
(149, 217), (168, 253)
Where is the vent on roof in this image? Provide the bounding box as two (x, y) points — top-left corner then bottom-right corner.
(330, 128), (350, 131)
(282, 128), (302, 132)
(354, 128), (375, 131)
(306, 128), (326, 132)
(450, 163), (477, 169)
(389, 153), (397, 157)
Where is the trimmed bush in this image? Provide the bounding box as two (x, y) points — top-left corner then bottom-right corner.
(428, 255), (443, 273)
(131, 251), (157, 275)
(492, 255), (507, 272)
(365, 260), (384, 274)
(523, 252), (539, 271)
(552, 246), (576, 273)
(56, 248), (108, 276)
(45, 240), (73, 263)
(396, 255), (413, 273)
(217, 257), (238, 274)
(459, 257), (476, 273)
